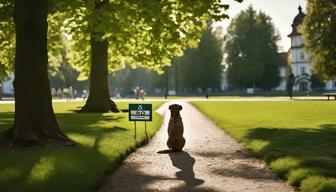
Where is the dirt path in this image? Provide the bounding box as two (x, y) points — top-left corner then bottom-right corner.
(98, 101), (293, 192)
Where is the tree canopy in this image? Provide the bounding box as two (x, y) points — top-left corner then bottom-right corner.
(175, 25), (223, 91)
(0, 0), (15, 79)
(303, 0), (336, 79)
(224, 6), (281, 90)
(60, 0), (242, 77)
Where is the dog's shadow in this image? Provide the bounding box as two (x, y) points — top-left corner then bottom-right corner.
(158, 150), (204, 190)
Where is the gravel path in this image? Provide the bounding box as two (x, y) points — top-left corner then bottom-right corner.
(98, 101), (293, 192)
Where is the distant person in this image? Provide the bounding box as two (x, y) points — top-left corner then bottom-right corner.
(82, 90), (87, 100)
(51, 88), (56, 98)
(69, 86), (73, 99)
(287, 73), (295, 99)
(134, 86), (141, 100)
(74, 90), (77, 99)
(140, 89), (146, 100)
(57, 88), (63, 98)
(205, 89), (209, 99)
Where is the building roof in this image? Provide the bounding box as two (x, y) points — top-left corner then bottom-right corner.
(288, 6), (306, 37)
(279, 52), (288, 67)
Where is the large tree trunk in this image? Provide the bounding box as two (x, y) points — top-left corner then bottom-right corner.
(80, 34), (119, 113)
(2, 0), (72, 146)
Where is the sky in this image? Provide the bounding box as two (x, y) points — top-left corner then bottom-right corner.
(215, 0), (308, 52)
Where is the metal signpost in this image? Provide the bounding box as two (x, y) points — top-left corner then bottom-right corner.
(129, 104), (152, 139)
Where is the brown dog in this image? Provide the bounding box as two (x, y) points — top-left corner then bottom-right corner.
(167, 104), (185, 152)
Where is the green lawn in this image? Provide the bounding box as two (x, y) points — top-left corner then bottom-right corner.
(0, 101), (163, 192)
(192, 101), (336, 192)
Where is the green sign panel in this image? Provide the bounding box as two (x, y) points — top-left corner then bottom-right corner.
(129, 104), (152, 121)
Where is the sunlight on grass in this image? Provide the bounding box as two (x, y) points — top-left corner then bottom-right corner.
(192, 101), (336, 191)
(0, 101), (163, 192)
(248, 139), (269, 154)
(29, 157), (56, 183)
(270, 157), (300, 177)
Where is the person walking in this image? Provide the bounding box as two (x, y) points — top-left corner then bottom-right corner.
(287, 73), (295, 99)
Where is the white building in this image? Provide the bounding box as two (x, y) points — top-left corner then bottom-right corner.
(1, 72), (14, 95)
(275, 52), (288, 91)
(287, 6), (335, 91)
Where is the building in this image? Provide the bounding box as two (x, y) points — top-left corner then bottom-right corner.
(287, 6), (335, 91)
(275, 52), (289, 91)
(1, 72), (14, 95)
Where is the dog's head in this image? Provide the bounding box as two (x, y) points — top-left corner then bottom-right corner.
(169, 104), (182, 117)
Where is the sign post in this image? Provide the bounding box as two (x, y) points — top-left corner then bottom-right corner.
(129, 104), (152, 139)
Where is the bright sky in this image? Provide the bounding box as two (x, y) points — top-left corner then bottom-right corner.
(215, 0), (307, 52)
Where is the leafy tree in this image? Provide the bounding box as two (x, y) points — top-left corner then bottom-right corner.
(310, 74), (326, 91)
(303, 0), (336, 79)
(62, 0), (242, 112)
(175, 25), (223, 92)
(0, 0), (242, 145)
(1, 0), (72, 145)
(0, 0), (15, 95)
(224, 6), (281, 90)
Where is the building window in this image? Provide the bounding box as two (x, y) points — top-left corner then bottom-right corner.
(300, 52), (305, 60)
(300, 66), (306, 75)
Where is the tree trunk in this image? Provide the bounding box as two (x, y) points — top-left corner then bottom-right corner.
(2, 0), (72, 146)
(80, 34), (119, 113)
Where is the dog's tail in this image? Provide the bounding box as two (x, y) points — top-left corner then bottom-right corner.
(157, 149), (173, 154)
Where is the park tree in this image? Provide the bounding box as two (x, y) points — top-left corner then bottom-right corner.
(0, 0), (243, 145)
(175, 25), (223, 92)
(224, 6), (281, 90)
(63, 0), (243, 112)
(0, 0), (15, 99)
(303, 0), (336, 79)
(0, 0), (72, 145)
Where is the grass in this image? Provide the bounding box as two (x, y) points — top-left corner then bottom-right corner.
(191, 101), (336, 192)
(0, 101), (163, 192)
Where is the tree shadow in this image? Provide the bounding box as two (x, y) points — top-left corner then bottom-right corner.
(194, 149), (252, 160)
(0, 111), (132, 191)
(168, 152), (209, 192)
(0, 112), (14, 128)
(98, 161), (174, 192)
(244, 125), (336, 179)
(211, 164), (279, 181)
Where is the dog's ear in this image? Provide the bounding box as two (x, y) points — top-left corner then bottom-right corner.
(179, 105), (182, 111)
(169, 105), (172, 110)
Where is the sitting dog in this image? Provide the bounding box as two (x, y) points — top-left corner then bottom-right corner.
(167, 104), (185, 152)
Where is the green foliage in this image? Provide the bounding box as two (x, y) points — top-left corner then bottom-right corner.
(0, 0), (243, 79)
(310, 74), (326, 90)
(61, 0), (243, 78)
(192, 101), (336, 191)
(0, 0), (15, 79)
(0, 101), (163, 191)
(175, 25), (223, 91)
(224, 6), (281, 90)
(109, 66), (156, 95)
(0, 1), (74, 80)
(303, 0), (336, 79)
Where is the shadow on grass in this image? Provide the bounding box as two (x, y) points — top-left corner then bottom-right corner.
(244, 125), (336, 180)
(0, 112), (14, 128)
(0, 111), (130, 192)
